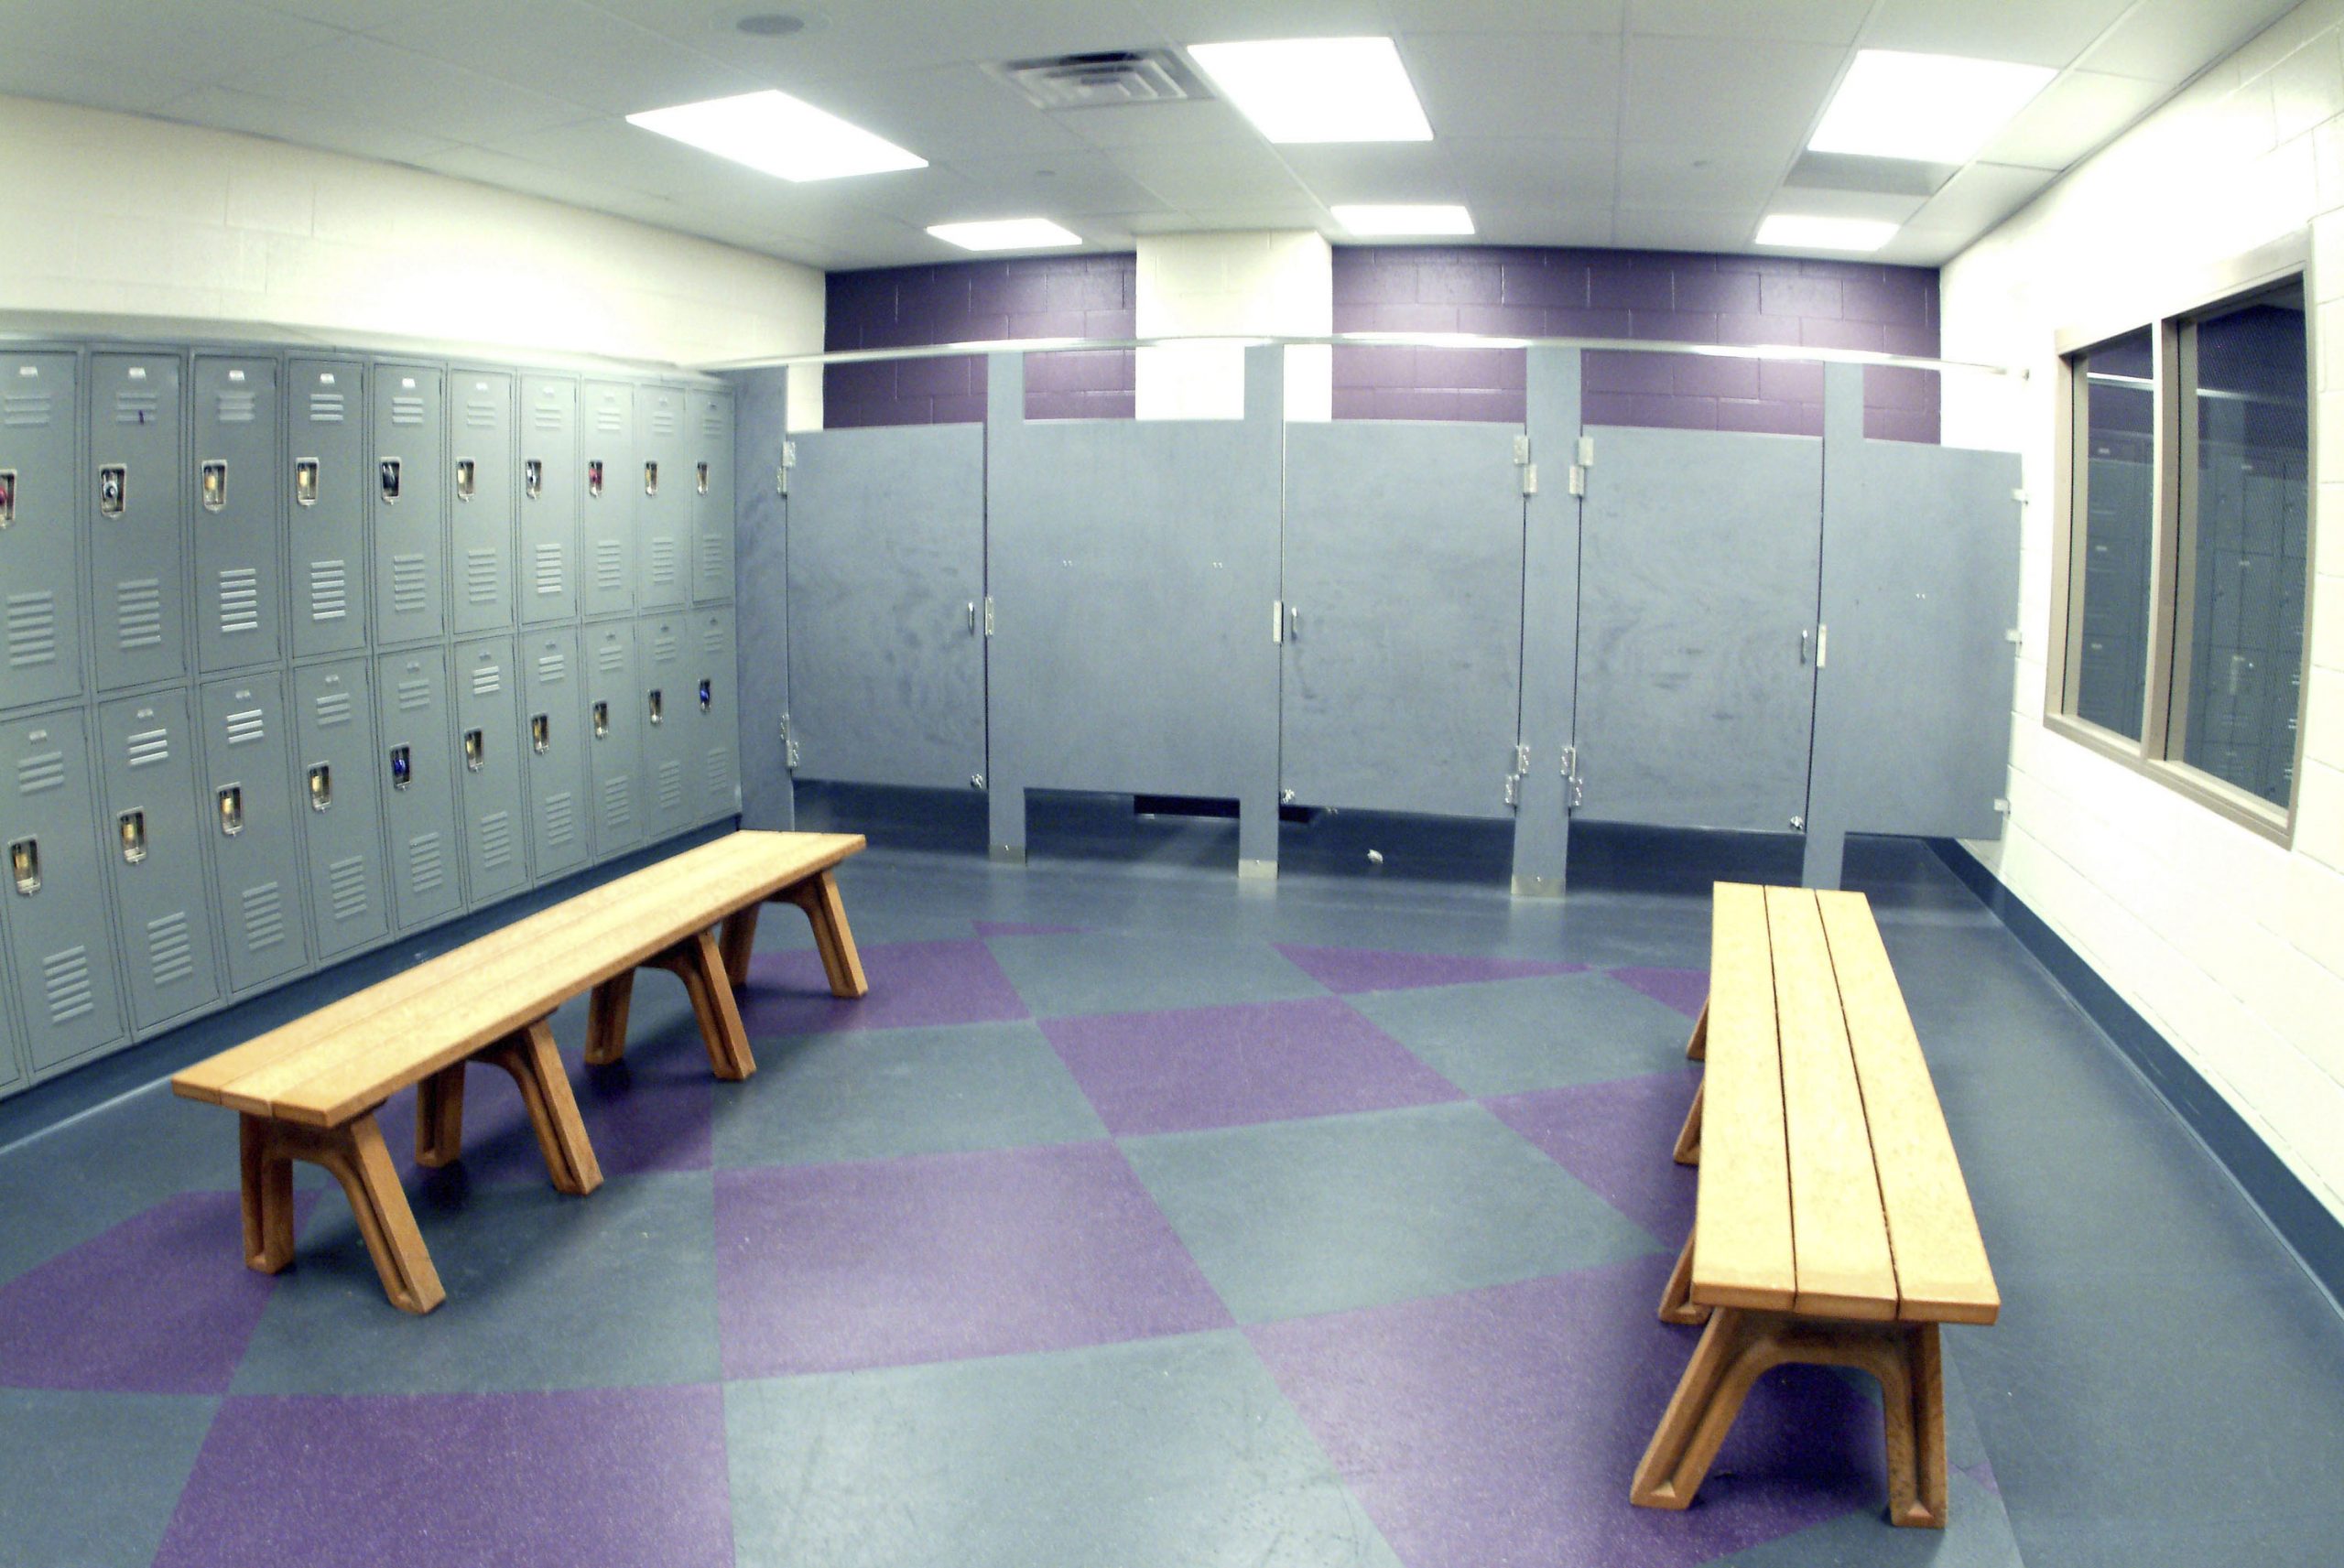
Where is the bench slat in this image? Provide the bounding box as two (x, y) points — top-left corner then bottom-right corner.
(1766, 885), (1899, 1321)
(1818, 891), (2001, 1326)
(1689, 882), (1796, 1312)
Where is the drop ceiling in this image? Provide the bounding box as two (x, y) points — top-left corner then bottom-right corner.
(0, 0), (2295, 269)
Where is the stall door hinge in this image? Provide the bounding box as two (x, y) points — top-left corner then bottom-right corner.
(1272, 599), (1285, 644)
(779, 712), (800, 772)
(776, 438), (797, 495)
(1577, 434), (1596, 468)
(1561, 745), (1583, 810)
(1503, 741), (1533, 808)
(1568, 464), (1587, 498)
(1513, 433), (1531, 466)
(983, 596), (994, 637)
(1520, 462), (1538, 496)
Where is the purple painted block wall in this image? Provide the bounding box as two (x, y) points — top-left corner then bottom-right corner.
(824, 254), (1136, 427)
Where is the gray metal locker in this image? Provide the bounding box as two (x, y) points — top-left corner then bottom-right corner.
(1, 352), (83, 715)
(372, 362), (447, 646)
(0, 708), (130, 1072)
(292, 658), (390, 961)
(688, 607), (739, 823)
(637, 611), (692, 841)
(452, 636), (527, 907)
(0, 968), (21, 1093)
(92, 354), (189, 692)
(289, 360), (370, 659)
(583, 620), (643, 858)
(519, 627), (591, 882)
(198, 673), (309, 995)
(193, 356), (285, 674)
(96, 688), (222, 1033)
(518, 374), (580, 625)
(581, 380), (636, 619)
(690, 389), (735, 604)
(375, 646), (464, 931)
(450, 369), (517, 635)
(635, 384), (691, 610)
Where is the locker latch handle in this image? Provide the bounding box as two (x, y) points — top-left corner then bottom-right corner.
(8, 838), (37, 896)
(647, 689), (664, 726)
(389, 744), (412, 791)
(295, 459), (320, 508)
(455, 459), (476, 503)
(0, 467), (16, 529)
(308, 763), (332, 812)
(588, 460), (604, 499)
(117, 810), (147, 865)
(644, 460), (659, 498)
(201, 460), (228, 513)
(379, 459), (402, 503)
(531, 714), (550, 754)
(695, 461), (710, 496)
(698, 679), (711, 713)
(592, 700), (610, 740)
(525, 460), (543, 501)
(463, 729), (485, 772)
(217, 785), (244, 837)
(98, 464), (126, 518)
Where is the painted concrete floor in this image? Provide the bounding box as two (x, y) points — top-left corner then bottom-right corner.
(2, 829), (2339, 1567)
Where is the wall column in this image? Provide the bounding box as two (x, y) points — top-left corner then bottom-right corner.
(1134, 232), (1331, 422)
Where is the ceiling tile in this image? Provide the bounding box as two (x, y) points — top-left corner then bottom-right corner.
(208, 35), (592, 145)
(369, 0), (765, 116)
(8, 0), (343, 85)
(1611, 206), (1763, 251)
(1446, 137), (1619, 208)
(1058, 99), (1262, 150)
(930, 149), (1173, 220)
(1402, 33), (1622, 140)
(1872, 223), (1976, 266)
(1133, 0), (1392, 45)
(159, 84), (466, 167)
(1978, 69), (2171, 169)
(1617, 141), (1787, 208)
(1467, 205), (1616, 245)
(2080, 0), (2301, 84)
(1627, 0), (1870, 46)
(1383, 0), (1625, 33)
(804, 65), (1092, 161)
(1622, 35), (1848, 145)
(0, 49), (200, 116)
(1907, 160), (2058, 233)
(1861, 0), (2135, 70)
(1274, 141), (1464, 205)
(1756, 185), (1927, 222)
(1105, 138), (1315, 210)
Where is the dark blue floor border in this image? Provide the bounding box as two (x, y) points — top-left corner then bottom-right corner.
(1928, 836), (2344, 1308)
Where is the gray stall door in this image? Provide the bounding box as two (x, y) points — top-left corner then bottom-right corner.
(691, 391), (735, 605)
(450, 370), (517, 636)
(199, 672), (309, 995)
(638, 611), (694, 840)
(292, 658), (391, 961)
(1573, 425), (1823, 833)
(454, 636), (528, 905)
(0, 352), (81, 713)
(581, 381), (637, 618)
(584, 620), (644, 858)
(1282, 421), (1525, 818)
(376, 646), (464, 930)
(519, 375), (581, 626)
(521, 627), (591, 882)
(193, 356), (283, 674)
(637, 385), (692, 610)
(290, 360), (370, 659)
(92, 354), (188, 693)
(0, 709), (128, 1072)
(689, 607), (739, 822)
(785, 424), (988, 790)
(97, 688), (222, 1033)
(373, 363), (447, 646)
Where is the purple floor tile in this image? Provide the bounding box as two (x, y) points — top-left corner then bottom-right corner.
(1612, 966), (1709, 1020)
(975, 920), (1084, 937)
(153, 1385), (732, 1568)
(715, 1141), (1229, 1376)
(1963, 1459), (2001, 1497)
(740, 939), (1028, 1035)
(1043, 997), (1460, 1135)
(0, 1192), (292, 1394)
(1275, 944), (1587, 995)
(373, 1044), (712, 1183)
(1249, 1257), (1881, 1568)
(1488, 1070), (1704, 1243)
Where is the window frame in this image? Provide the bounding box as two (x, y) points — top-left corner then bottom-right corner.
(2045, 233), (2317, 845)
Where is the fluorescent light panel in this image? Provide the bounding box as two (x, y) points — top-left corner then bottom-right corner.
(927, 218), (1083, 253)
(1188, 37), (1431, 143)
(1755, 213), (1898, 253)
(626, 90), (925, 182)
(1808, 50), (2056, 164)
(1333, 203), (1473, 236)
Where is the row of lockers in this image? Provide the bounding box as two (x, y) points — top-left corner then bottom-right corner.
(0, 349), (735, 716)
(0, 607), (737, 1093)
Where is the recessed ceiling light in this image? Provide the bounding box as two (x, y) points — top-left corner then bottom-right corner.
(1188, 37), (1432, 144)
(928, 218), (1083, 253)
(1332, 203), (1474, 236)
(1755, 213), (1898, 253)
(626, 90), (924, 182)
(1808, 49), (2056, 164)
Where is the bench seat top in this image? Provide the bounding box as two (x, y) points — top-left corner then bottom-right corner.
(172, 830), (863, 1129)
(1692, 882), (1999, 1326)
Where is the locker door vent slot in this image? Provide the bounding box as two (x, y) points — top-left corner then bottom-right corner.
(525, 460), (543, 500)
(389, 745), (412, 790)
(588, 460), (604, 498)
(379, 459), (401, 503)
(463, 729), (485, 772)
(455, 458), (476, 503)
(217, 785), (244, 837)
(201, 460), (228, 512)
(98, 464), (126, 517)
(117, 809), (147, 864)
(308, 763), (333, 811)
(9, 838), (38, 895)
(532, 714), (550, 754)
(592, 700), (610, 739)
(647, 689), (664, 726)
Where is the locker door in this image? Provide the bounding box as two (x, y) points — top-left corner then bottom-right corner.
(0, 969), (21, 1093)
(635, 384), (691, 610)
(637, 611), (692, 841)
(583, 621), (643, 858)
(1, 352), (83, 713)
(518, 374), (580, 625)
(690, 390), (735, 604)
(92, 354), (189, 692)
(520, 628), (591, 882)
(293, 659), (390, 961)
(581, 380), (636, 618)
(97, 689), (222, 1033)
(373, 362), (447, 646)
(450, 370), (517, 635)
(689, 607), (739, 823)
(452, 636), (527, 906)
(289, 360), (369, 659)
(193, 357), (284, 674)
(375, 647), (463, 931)
(0, 710), (130, 1071)
(199, 673), (309, 994)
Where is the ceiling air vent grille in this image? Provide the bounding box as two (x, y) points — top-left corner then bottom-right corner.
(989, 49), (1209, 112)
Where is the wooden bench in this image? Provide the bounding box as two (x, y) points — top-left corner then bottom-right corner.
(1632, 882), (1998, 1529)
(171, 830), (867, 1314)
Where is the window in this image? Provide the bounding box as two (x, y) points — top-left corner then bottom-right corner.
(2049, 246), (2315, 838)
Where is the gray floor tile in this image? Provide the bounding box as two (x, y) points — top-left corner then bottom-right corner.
(0, 1388), (218, 1568)
(986, 929), (1329, 1017)
(1349, 969), (1698, 1096)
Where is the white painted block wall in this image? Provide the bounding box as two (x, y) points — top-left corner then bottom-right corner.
(1942, 0), (2344, 1226)
(1134, 231), (1333, 421)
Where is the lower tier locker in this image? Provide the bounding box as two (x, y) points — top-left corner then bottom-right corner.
(375, 647), (464, 931)
(520, 627), (591, 882)
(689, 607), (739, 824)
(0, 709), (131, 1074)
(292, 659), (391, 962)
(583, 621), (644, 860)
(199, 672), (309, 995)
(637, 611), (693, 841)
(96, 688), (223, 1034)
(453, 637), (528, 906)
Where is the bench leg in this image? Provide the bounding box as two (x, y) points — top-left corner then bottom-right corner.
(653, 929), (756, 1081)
(243, 1112), (446, 1315)
(583, 970), (635, 1066)
(1686, 997), (1709, 1061)
(1673, 1078), (1704, 1166)
(780, 870), (867, 999)
(475, 1019), (603, 1197)
(239, 1113), (298, 1274)
(1658, 1231), (1710, 1326)
(415, 1064), (466, 1169)
(719, 904), (761, 989)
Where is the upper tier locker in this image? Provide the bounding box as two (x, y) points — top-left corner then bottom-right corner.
(520, 626), (591, 882)
(0, 352), (82, 713)
(96, 687), (222, 1034)
(690, 389), (735, 605)
(636, 384), (692, 610)
(637, 610), (692, 840)
(289, 360), (370, 659)
(199, 671), (309, 996)
(0, 709), (129, 1075)
(453, 636), (528, 907)
(518, 374), (580, 625)
(193, 356), (283, 674)
(372, 362), (447, 647)
(689, 606), (738, 823)
(291, 658), (390, 962)
(91, 353), (188, 693)
(376, 645), (464, 931)
(581, 380), (636, 619)
(583, 619), (643, 859)
(450, 369), (517, 636)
